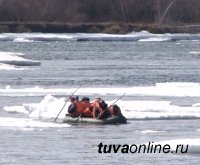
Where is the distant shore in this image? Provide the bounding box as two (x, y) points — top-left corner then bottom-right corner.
(0, 0), (199, 34)
(0, 22), (199, 34)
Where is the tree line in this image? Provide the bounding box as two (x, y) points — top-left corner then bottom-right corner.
(0, 0), (199, 33)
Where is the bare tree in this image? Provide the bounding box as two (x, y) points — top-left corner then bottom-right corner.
(156, 0), (161, 24)
(159, 0), (177, 26)
(119, 0), (126, 22)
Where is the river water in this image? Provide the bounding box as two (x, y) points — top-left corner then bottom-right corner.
(0, 32), (200, 164)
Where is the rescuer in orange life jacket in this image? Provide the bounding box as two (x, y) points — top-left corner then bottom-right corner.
(67, 96), (84, 117)
(81, 97), (93, 118)
(92, 98), (110, 119)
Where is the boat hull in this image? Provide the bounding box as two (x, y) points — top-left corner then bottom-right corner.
(63, 115), (127, 124)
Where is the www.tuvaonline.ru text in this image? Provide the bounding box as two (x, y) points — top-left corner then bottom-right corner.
(98, 142), (189, 154)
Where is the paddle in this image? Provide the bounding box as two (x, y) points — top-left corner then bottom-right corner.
(97, 93), (126, 119)
(54, 85), (82, 122)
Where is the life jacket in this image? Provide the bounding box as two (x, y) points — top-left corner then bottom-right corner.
(81, 101), (93, 118)
(91, 100), (104, 118)
(68, 100), (84, 117)
(109, 104), (122, 116)
(82, 107), (93, 118)
(81, 101), (91, 110)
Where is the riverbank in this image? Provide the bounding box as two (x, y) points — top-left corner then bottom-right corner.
(0, 0), (199, 34)
(0, 22), (199, 34)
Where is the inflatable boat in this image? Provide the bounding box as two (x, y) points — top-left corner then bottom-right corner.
(63, 115), (127, 124)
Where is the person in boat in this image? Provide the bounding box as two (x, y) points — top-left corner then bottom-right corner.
(108, 104), (122, 116)
(80, 97), (93, 118)
(80, 96), (90, 108)
(94, 103), (122, 119)
(67, 96), (84, 117)
(92, 98), (110, 119)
